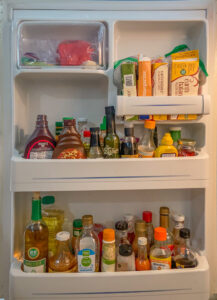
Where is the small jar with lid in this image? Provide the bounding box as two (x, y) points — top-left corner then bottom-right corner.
(116, 244), (135, 271)
(178, 139), (196, 157)
(132, 220), (146, 258)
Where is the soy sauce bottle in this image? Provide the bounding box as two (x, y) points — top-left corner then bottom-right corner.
(120, 123), (138, 158)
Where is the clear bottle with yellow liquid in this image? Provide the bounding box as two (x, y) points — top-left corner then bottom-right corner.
(154, 133), (178, 157)
(42, 195), (64, 257)
(24, 192), (48, 273)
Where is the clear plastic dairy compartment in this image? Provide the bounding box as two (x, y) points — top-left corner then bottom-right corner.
(18, 21), (107, 69)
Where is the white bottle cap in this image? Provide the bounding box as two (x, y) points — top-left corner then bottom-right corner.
(138, 237), (147, 246)
(173, 214), (185, 222)
(56, 231), (70, 241)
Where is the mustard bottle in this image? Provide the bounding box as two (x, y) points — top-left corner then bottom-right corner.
(154, 133), (178, 157)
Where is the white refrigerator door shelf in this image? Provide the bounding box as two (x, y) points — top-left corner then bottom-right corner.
(10, 255), (209, 300)
(11, 153), (209, 191)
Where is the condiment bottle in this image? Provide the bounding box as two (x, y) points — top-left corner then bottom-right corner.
(48, 231), (77, 272)
(24, 192), (48, 273)
(172, 213), (185, 247)
(24, 115), (56, 159)
(138, 120), (156, 158)
(88, 127), (103, 159)
(115, 220), (130, 249)
(83, 130), (91, 156)
(116, 244), (135, 271)
(174, 228), (197, 268)
(99, 116), (106, 150)
(104, 106), (120, 158)
(101, 229), (116, 272)
(71, 219), (82, 256)
(169, 127), (181, 148)
(154, 133), (178, 157)
(132, 220), (146, 258)
(78, 215), (100, 272)
(42, 195), (64, 257)
(142, 211), (154, 255)
(123, 214), (135, 244)
(52, 118), (86, 159)
(55, 121), (63, 142)
(77, 118), (88, 137)
(120, 123), (138, 158)
(178, 139), (196, 156)
(135, 237), (150, 271)
(150, 227), (172, 270)
(160, 207), (174, 252)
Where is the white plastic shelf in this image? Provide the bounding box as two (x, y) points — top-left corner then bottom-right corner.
(10, 255), (209, 300)
(11, 153), (209, 191)
(116, 95), (210, 116)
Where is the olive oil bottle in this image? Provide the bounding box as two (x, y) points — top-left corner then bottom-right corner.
(24, 192), (48, 273)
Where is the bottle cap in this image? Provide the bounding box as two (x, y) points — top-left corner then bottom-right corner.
(160, 133), (173, 146)
(154, 227), (167, 241)
(56, 231), (70, 241)
(90, 127), (100, 133)
(160, 207), (169, 215)
(73, 219), (82, 229)
(83, 130), (91, 138)
(42, 195), (55, 205)
(138, 237), (147, 246)
(63, 117), (74, 120)
(82, 215), (93, 226)
(103, 228), (115, 242)
(105, 106), (115, 115)
(100, 116), (106, 131)
(63, 118), (75, 127)
(115, 220), (128, 231)
(178, 139), (196, 146)
(56, 121), (63, 127)
(31, 194), (42, 221)
(180, 228), (190, 239)
(173, 214), (185, 222)
(145, 120), (155, 130)
(123, 214), (135, 222)
(142, 211), (152, 223)
(135, 220), (146, 232)
(119, 244), (133, 256)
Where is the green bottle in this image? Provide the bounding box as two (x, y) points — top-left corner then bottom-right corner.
(104, 106), (120, 158)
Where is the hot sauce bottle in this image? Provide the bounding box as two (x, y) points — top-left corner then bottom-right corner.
(24, 115), (56, 159)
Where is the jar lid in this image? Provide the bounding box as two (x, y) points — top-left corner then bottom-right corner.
(138, 237), (147, 246)
(123, 214), (135, 222)
(154, 227), (167, 241)
(115, 220), (128, 231)
(160, 206), (169, 215)
(82, 215), (93, 226)
(178, 139), (196, 146)
(180, 228), (190, 239)
(42, 195), (55, 205)
(145, 120), (155, 130)
(173, 214), (185, 222)
(119, 244), (133, 256)
(103, 229), (115, 242)
(142, 211), (152, 223)
(73, 219), (82, 228)
(135, 220), (146, 232)
(56, 231), (70, 241)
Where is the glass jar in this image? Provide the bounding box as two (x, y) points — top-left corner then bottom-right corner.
(178, 139), (196, 157)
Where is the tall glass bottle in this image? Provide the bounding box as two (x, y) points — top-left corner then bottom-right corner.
(24, 192), (48, 273)
(160, 207), (174, 252)
(135, 237), (150, 271)
(132, 220), (146, 258)
(143, 211), (154, 256)
(104, 106), (120, 158)
(88, 127), (103, 159)
(138, 120), (156, 158)
(77, 215), (100, 272)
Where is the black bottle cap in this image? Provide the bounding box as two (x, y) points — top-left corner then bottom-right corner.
(180, 228), (190, 239)
(90, 127), (100, 133)
(124, 127), (134, 137)
(119, 244), (132, 256)
(105, 106), (115, 115)
(115, 220), (128, 231)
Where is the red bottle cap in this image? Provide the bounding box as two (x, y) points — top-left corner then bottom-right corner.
(83, 130), (91, 138)
(143, 211), (152, 223)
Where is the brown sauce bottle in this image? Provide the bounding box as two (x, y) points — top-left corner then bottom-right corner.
(52, 119), (86, 159)
(24, 115), (56, 159)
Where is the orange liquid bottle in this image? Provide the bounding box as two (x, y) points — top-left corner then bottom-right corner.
(135, 237), (150, 271)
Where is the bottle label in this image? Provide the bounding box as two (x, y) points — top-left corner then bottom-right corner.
(73, 228), (82, 237)
(23, 258), (46, 273)
(27, 140), (55, 159)
(57, 148), (85, 159)
(161, 153), (176, 157)
(48, 267), (74, 273)
(78, 248), (95, 272)
(28, 247), (40, 259)
(104, 146), (119, 158)
(121, 155), (139, 158)
(150, 255), (171, 270)
(175, 263), (185, 269)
